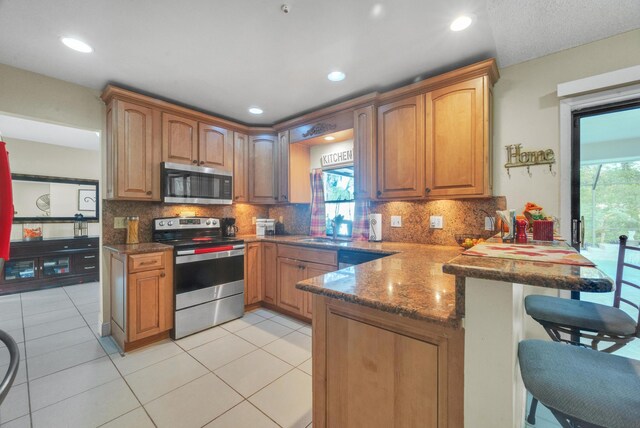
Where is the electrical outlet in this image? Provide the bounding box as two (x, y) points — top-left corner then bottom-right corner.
(114, 217), (127, 229)
(252, 217), (256, 225)
(391, 216), (402, 227)
(485, 216), (495, 231)
(429, 215), (443, 229)
(279, 216), (284, 223)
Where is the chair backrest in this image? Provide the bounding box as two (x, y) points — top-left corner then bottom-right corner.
(614, 235), (640, 335)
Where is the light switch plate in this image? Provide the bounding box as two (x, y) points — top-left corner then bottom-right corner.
(485, 216), (495, 231)
(391, 216), (402, 227)
(114, 217), (127, 229)
(429, 216), (443, 229)
(252, 217), (256, 225)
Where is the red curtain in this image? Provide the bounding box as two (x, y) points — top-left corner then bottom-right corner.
(309, 169), (326, 237)
(352, 198), (370, 241)
(0, 140), (13, 262)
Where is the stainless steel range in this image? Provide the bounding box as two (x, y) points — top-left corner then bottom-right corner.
(153, 217), (244, 339)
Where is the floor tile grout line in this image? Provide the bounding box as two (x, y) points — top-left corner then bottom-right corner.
(199, 398), (284, 428)
(61, 285), (159, 428)
(18, 293), (34, 428)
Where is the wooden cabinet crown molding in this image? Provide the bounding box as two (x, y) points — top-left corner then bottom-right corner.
(102, 58), (497, 137)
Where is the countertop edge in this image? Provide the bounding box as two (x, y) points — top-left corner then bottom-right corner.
(296, 283), (462, 329)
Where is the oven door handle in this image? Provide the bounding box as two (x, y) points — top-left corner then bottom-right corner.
(176, 244), (244, 256)
(176, 248), (244, 264)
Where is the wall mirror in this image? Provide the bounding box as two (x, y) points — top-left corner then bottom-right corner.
(11, 174), (99, 222)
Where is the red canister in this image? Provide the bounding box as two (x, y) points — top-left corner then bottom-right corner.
(516, 219), (528, 244)
(533, 220), (554, 241)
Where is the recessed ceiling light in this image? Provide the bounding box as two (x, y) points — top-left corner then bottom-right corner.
(248, 107), (263, 115)
(61, 37), (93, 53)
(327, 71), (346, 82)
(324, 136), (336, 141)
(450, 15), (473, 32)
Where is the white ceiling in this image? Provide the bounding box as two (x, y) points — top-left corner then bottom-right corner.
(0, 114), (100, 151)
(0, 0), (638, 125)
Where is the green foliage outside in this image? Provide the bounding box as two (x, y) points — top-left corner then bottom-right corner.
(580, 161), (640, 246)
(323, 172), (354, 202)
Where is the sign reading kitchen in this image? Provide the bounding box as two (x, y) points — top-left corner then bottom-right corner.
(321, 149), (353, 167)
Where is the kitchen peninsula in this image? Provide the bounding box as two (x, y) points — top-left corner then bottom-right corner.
(296, 239), (613, 428)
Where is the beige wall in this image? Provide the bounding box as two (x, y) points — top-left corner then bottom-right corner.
(493, 29), (640, 221)
(492, 28), (640, 340)
(0, 62), (106, 331)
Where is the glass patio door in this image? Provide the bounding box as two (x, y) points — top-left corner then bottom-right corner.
(571, 100), (640, 358)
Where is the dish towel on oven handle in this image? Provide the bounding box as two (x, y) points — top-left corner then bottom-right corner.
(0, 139), (13, 263)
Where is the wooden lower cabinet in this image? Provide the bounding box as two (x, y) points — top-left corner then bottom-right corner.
(312, 295), (464, 428)
(277, 257), (306, 314)
(262, 242), (278, 304)
(244, 242), (336, 320)
(244, 242), (263, 305)
(106, 249), (173, 352)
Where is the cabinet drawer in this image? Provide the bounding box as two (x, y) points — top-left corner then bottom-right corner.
(75, 252), (99, 266)
(277, 244), (337, 266)
(129, 253), (165, 273)
(78, 263), (99, 274)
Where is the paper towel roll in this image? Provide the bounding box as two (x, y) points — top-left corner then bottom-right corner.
(369, 213), (382, 242)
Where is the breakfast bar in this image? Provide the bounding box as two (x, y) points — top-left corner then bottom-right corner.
(297, 240), (613, 428)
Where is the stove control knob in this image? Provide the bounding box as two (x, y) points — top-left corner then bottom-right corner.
(206, 220), (212, 225)
(168, 221), (174, 226)
(158, 221), (165, 227)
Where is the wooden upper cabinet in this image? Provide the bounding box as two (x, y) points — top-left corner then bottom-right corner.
(353, 105), (376, 200)
(112, 100), (157, 200)
(233, 132), (249, 202)
(425, 77), (487, 197)
(162, 113), (198, 165)
(377, 95), (425, 199)
(249, 134), (278, 204)
(277, 131), (290, 203)
(199, 123), (232, 170)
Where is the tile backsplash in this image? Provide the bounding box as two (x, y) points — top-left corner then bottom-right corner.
(102, 201), (269, 245)
(103, 196), (506, 246)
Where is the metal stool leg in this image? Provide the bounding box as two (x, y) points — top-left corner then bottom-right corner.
(527, 397), (539, 424)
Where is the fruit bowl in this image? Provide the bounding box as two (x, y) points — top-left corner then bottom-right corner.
(455, 234), (486, 250)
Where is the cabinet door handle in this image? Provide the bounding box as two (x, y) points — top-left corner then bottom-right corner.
(146, 191), (152, 195)
(376, 190), (382, 197)
(281, 195), (287, 200)
(160, 272), (166, 278)
(425, 188), (431, 194)
(139, 261), (157, 266)
(192, 160), (198, 164)
(199, 161), (205, 165)
(84, 255), (96, 259)
(84, 266), (96, 270)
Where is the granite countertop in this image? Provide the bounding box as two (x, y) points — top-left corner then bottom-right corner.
(442, 238), (613, 292)
(241, 235), (465, 328)
(103, 242), (173, 255)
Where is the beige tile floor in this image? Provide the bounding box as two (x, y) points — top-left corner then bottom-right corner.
(0, 283), (312, 428)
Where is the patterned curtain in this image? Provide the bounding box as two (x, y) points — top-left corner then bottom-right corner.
(309, 169), (326, 237)
(352, 198), (370, 241)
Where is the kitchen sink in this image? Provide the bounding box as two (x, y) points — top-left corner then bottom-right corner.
(297, 237), (349, 244)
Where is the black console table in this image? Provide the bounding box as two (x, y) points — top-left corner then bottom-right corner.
(0, 237), (99, 295)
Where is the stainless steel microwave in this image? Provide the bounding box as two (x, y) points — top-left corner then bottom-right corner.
(161, 162), (233, 205)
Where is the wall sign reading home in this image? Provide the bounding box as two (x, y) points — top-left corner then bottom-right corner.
(321, 149), (353, 167)
(504, 144), (556, 177)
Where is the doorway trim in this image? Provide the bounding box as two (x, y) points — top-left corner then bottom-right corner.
(558, 82), (640, 239)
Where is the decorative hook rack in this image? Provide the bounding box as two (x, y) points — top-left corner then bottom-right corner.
(504, 144), (556, 178)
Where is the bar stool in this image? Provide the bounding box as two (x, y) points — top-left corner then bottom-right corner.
(518, 339), (640, 428)
(524, 235), (640, 424)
